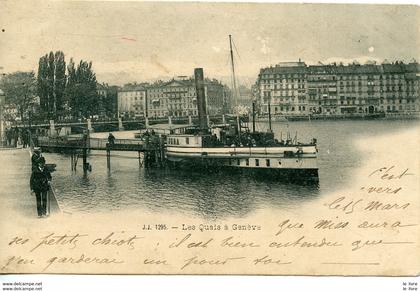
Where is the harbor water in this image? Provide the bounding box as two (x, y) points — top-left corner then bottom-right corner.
(1, 119), (419, 219)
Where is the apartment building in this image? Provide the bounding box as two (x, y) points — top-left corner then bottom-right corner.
(117, 84), (147, 117)
(257, 61), (420, 116)
(118, 78), (230, 118)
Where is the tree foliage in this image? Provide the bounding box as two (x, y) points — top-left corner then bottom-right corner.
(37, 52), (99, 119)
(37, 55), (49, 115)
(37, 51), (66, 119)
(65, 59), (98, 118)
(105, 85), (119, 118)
(2, 51), (104, 122)
(54, 51), (66, 116)
(0, 71), (36, 121)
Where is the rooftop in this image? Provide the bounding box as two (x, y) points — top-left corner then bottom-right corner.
(260, 61), (420, 75)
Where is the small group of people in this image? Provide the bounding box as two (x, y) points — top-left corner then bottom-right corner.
(215, 129), (257, 148)
(142, 130), (160, 148)
(5, 127), (30, 148)
(30, 147), (52, 218)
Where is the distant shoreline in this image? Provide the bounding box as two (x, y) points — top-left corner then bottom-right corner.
(257, 113), (420, 122)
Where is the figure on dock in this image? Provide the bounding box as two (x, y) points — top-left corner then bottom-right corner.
(30, 157), (52, 218)
(5, 128), (13, 147)
(31, 147), (43, 172)
(108, 132), (115, 148)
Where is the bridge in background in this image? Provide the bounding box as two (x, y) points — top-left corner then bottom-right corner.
(26, 114), (241, 172)
(9, 114), (235, 136)
(37, 136), (146, 151)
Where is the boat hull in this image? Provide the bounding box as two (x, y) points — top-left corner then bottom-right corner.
(165, 145), (318, 169)
(167, 157), (319, 182)
(165, 157), (319, 183)
(164, 139), (319, 182)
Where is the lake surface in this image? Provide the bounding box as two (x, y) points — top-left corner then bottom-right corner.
(2, 119), (418, 219)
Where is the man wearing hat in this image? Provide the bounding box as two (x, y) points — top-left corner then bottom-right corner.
(32, 147), (43, 172)
(30, 156), (51, 217)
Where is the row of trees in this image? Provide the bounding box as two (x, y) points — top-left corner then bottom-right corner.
(0, 51), (116, 123)
(0, 72), (36, 122)
(37, 51), (99, 119)
(37, 51), (66, 118)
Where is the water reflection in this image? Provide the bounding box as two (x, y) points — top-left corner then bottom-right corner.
(57, 166), (319, 219)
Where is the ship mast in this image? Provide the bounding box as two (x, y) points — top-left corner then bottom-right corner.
(229, 35), (241, 140)
(268, 96), (272, 132)
(229, 35), (238, 109)
(252, 101), (256, 133)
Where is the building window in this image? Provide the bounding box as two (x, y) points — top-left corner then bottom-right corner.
(246, 159), (249, 166)
(255, 159), (259, 167)
(237, 159), (240, 166)
(266, 159), (270, 167)
(186, 137), (189, 145)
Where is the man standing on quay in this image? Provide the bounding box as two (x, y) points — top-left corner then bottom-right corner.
(31, 147), (42, 171)
(30, 157), (51, 218)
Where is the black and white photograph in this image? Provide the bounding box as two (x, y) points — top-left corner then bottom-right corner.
(0, 0), (419, 284)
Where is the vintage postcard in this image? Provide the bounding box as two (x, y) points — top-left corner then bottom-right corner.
(0, 1), (419, 276)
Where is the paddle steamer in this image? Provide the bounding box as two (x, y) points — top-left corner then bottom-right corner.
(164, 36), (318, 180)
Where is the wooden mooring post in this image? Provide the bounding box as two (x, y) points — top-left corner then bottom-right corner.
(70, 152), (74, 171)
(70, 151), (78, 171)
(138, 151), (143, 167)
(106, 145), (111, 171)
(82, 148), (89, 172)
(142, 134), (165, 168)
(71, 137), (166, 172)
(143, 150), (160, 168)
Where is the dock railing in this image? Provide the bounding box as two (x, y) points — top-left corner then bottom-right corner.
(89, 138), (144, 149)
(38, 136), (145, 151)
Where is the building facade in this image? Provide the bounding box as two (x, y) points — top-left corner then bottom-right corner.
(118, 78), (230, 118)
(147, 79), (196, 118)
(205, 79), (230, 116)
(258, 61), (308, 116)
(97, 83), (119, 118)
(117, 84), (147, 117)
(257, 61), (420, 116)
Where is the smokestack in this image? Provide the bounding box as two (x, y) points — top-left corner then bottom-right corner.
(194, 68), (207, 131)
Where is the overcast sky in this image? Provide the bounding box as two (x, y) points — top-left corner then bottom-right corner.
(1, 1), (419, 85)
